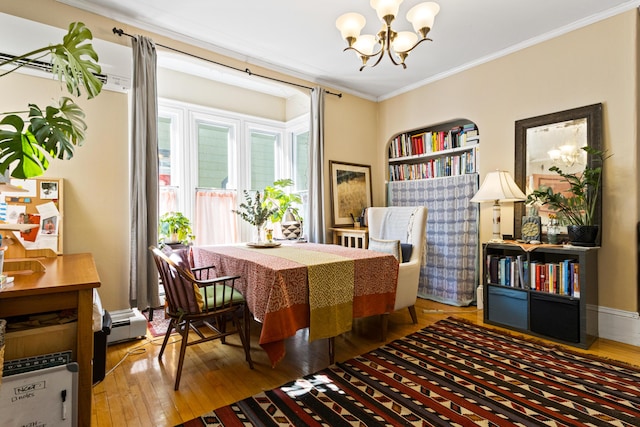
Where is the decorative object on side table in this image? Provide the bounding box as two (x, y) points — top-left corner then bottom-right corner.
(527, 147), (610, 247)
(521, 206), (541, 243)
(233, 190), (277, 244)
(471, 170), (526, 242)
(546, 214), (560, 244)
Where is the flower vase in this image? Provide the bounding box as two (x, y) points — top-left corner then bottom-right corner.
(254, 225), (265, 244)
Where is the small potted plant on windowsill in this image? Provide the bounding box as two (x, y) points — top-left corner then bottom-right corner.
(159, 212), (194, 245)
(526, 146), (610, 246)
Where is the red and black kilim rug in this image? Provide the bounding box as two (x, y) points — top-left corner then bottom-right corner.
(179, 317), (640, 426)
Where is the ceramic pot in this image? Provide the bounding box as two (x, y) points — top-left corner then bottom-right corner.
(567, 225), (599, 247)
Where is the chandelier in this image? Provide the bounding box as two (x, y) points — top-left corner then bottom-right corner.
(335, 0), (440, 71)
(548, 144), (583, 167)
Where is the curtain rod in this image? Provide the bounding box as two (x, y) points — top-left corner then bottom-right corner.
(112, 27), (342, 98)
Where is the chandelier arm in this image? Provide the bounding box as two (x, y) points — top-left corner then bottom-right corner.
(386, 45), (404, 67)
(342, 45), (383, 58)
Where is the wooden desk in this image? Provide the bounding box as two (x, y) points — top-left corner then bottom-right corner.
(331, 227), (369, 249)
(0, 253), (101, 427)
(192, 243), (398, 366)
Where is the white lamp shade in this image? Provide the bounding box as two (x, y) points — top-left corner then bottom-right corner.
(353, 34), (378, 55)
(370, 0), (403, 21)
(471, 170), (526, 203)
(406, 2), (440, 33)
(392, 31), (418, 52)
(336, 13), (366, 40)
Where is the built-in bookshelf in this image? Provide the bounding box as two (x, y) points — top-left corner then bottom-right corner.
(483, 242), (598, 349)
(388, 120), (479, 181)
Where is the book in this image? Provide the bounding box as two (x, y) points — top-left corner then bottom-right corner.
(517, 255), (525, 288)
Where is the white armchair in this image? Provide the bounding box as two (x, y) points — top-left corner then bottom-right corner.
(367, 206), (428, 336)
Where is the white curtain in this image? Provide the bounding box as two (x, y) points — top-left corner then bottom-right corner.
(129, 35), (160, 310)
(159, 186), (178, 216)
(307, 86), (326, 243)
(194, 190), (239, 245)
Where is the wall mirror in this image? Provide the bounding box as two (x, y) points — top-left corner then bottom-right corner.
(514, 103), (603, 240)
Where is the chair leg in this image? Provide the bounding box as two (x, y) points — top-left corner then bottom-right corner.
(174, 319), (191, 390)
(380, 314), (389, 341)
(408, 305), (418, 324)
(235, 306), (253, 369)
(158, 318), (176, 360)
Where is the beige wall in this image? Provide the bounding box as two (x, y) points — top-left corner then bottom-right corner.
(0, 72), (131, 310)
(379, 11), (639, 312)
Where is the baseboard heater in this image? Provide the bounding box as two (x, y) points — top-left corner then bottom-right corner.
(107, 308), (147, 344)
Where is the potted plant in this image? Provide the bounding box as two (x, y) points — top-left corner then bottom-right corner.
(159, 212), (194, 245)
(263, 179), (303, 239)
(0, 22), (103, 179)
(526, 146), (610, 246)
(233, 190), (277, 243)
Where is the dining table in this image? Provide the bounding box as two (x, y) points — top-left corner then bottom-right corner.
(191, 242), (399, 366)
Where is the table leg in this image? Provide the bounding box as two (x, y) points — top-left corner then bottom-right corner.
(328, 337), (335, 364)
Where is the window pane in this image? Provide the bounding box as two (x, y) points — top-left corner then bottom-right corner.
(251, 132), (276, 191)
(294, 131), (309, 192)
(158, 116), (172, 186)
(198, 123), (230, 189)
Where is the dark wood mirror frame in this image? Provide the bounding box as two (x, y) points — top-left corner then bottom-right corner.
(514, 103), (603, 241)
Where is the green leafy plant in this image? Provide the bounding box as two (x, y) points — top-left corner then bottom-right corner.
(0, 22), (103, 179)
(263, 178), (303, 223)
(527, 146), (610, 226)
(233, 190), (278, 227)
(159, 212), (194, 244)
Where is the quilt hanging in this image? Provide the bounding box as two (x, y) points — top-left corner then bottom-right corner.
(388, 173), (479, 306)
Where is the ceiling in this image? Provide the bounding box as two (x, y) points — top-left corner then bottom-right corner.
(59, 0), (638, 100)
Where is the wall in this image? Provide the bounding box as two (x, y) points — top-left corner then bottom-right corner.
(378, 12), (639, 315)
(0, 72), (131, 310)
(158, 68), (290, 122)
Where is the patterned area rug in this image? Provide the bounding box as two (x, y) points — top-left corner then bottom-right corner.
(143, 308), (172, 337)
(179, 317), (640, 426)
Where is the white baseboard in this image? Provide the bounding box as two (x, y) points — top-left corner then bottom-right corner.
(588, 304), (640, 347)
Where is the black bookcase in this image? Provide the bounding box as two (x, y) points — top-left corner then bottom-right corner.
(483, 242), (598, 349)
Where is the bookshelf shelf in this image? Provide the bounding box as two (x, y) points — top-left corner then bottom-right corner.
(482, 242), (598, 349)
(387, 120), (479, 182)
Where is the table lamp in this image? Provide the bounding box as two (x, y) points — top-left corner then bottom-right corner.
(471, 170), (526, 242)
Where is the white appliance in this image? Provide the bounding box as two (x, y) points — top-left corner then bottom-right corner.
(107, 308), (147, 344)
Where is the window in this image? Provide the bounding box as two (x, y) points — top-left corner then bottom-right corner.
(158, 99), (308, 244)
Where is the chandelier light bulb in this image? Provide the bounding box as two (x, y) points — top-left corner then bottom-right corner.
(336, 12), (366, 45)
(407, 2), (440, 36)
(392, 31), (418, 53)
(353, 34), (379, 56)
(370, 0), (404, 21)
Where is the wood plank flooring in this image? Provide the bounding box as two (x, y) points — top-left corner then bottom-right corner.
(91, 299), (639, 426)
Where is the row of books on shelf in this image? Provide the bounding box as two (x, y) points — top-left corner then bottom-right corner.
(486, 254), (580, 297)
(388, 151), (476, 181)
(389, 123), (478, 159)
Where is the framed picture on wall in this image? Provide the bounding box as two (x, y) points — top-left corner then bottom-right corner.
(329, 160), (372, 227)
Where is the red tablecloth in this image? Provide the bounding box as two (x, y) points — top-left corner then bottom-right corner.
(191, 243), (398, 366)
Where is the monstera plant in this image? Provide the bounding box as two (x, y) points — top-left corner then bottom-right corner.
(0, 22), (103, 179)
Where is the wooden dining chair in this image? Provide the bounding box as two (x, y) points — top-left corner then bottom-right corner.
(149, 246), (253, 390)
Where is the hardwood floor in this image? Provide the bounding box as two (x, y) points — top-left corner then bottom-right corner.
(91, 299), (640, 426)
